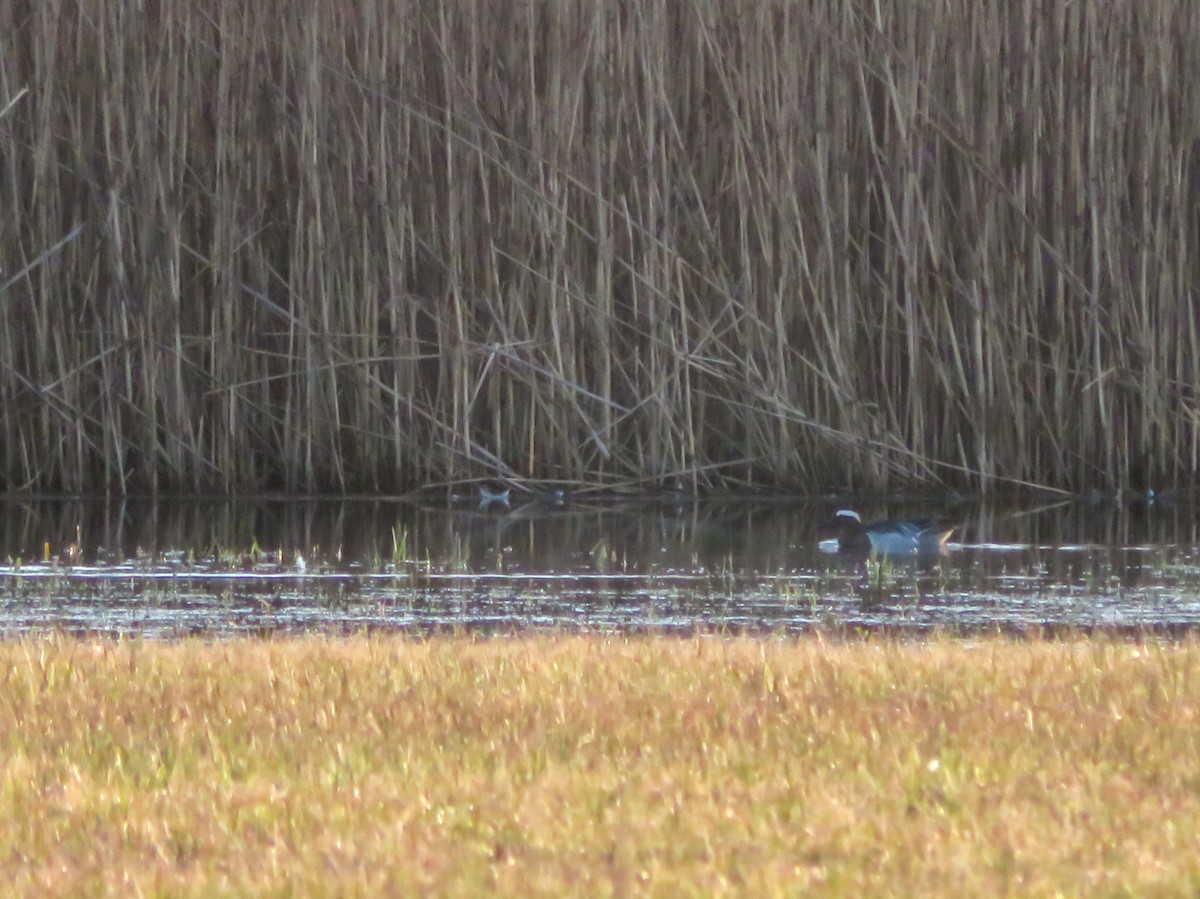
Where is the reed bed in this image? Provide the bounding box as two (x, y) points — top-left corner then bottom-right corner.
(2, 1), (1198, 494)
(0, 634), (1198, 895)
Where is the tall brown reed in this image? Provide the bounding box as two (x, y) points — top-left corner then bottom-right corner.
(1, 1), (1197, 494)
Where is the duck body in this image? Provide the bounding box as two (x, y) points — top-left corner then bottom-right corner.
(819, 509), (955, 555)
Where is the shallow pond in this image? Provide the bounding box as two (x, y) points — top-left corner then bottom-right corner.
(0, 494), (1198, 636)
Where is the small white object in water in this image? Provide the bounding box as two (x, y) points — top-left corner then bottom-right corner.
(478, 485), (511, 508)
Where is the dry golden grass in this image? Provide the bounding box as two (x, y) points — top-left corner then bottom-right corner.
(1, 634), (1199, 895)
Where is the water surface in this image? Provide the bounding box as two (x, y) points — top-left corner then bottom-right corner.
(0, 494), (1197, 636)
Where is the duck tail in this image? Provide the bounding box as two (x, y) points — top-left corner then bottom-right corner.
(934, 522), (958, 544)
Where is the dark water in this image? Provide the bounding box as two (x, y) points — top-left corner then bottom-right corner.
(0, 494), (1198, 637)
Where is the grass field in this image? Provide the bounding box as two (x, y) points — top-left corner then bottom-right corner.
(1, 634), (1198, 895)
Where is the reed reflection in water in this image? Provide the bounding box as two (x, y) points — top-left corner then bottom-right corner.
(0, 495), (1197, 636)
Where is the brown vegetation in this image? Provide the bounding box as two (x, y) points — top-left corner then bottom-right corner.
(2, 635), (1199, 895)
(2, 2), (1198, 494)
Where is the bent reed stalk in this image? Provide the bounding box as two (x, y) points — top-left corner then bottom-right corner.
(1, 1), (1198, 495)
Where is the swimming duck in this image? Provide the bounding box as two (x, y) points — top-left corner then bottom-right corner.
(818, 509), (955, 555)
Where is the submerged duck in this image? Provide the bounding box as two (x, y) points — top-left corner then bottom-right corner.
(818, 509), (955, 555)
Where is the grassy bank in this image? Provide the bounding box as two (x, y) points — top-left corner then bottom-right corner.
(2, 634), (1199, 895)
(2, 1), (1199, 494)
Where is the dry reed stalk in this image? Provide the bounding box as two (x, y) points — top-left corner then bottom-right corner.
(0, 1), (1197, 494)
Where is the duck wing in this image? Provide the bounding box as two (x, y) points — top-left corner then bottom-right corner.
(863, 518), (955, 553)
